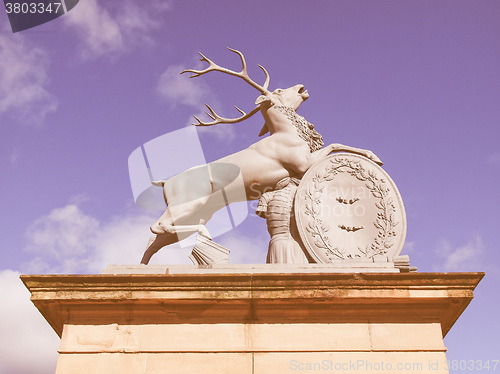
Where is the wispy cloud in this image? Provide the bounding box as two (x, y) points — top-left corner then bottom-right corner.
(22, 202), (191, 274)
(64, 0), (170, 60)
(157, 62), (243, 144)
(194, 114), (238, 143)
(157, 65), (212, 108)
(157, 63), (237, 142)
(24, 204), (100, 273)
(435, 234), (483, 272)
(23, 200), (269, 272)
(0, 33), (58, 123)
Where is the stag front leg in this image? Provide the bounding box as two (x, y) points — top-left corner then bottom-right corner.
(328, 143), (383, 165)
(297, 143), (383, 175)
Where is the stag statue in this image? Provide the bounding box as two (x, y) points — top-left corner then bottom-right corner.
(141, 48), (381, 264)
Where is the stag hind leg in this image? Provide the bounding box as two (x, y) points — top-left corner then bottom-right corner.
(150, 164), (214, 235)
(150, 194), (213, 235)
(141, 232), (178, 265)
(143, 197), (217, 264)
(144, 162), (244, 264)
(141, 219), (211, 265)
(150, 162), (243, 235)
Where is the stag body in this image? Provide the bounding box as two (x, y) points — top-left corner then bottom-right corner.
(141, 49), (381, 264)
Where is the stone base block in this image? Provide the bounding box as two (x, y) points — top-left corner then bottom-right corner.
(59, 323), (445, 353)
(55, 322), (450, 373)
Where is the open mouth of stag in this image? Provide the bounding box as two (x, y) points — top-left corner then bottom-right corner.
(298, 85), (309, 99)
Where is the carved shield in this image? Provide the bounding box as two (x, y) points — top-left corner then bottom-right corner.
(294, 153), (406, 263)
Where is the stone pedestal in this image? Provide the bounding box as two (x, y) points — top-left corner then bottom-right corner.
(21, 270), (483, 374)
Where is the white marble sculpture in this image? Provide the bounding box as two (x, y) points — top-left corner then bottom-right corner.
(141, 48), (382, 265)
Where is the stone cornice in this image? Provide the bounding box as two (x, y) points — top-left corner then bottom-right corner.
(21, 272), (484, 338)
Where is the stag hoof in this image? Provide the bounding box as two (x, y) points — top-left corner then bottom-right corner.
(365, 151), (383, 166)
(197, 220), (212, 240)
(197, 226), (212, 240)
(150, 222), (168, 234)
(151, 180), (166, 187)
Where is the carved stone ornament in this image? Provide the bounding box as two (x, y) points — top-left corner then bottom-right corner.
(295, 153), (407, 263)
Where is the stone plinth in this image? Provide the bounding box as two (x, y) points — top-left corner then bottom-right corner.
(21, 271), (483, 374)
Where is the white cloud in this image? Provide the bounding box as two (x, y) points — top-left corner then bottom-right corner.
(0, 270), (59, 374)
(156, 63), (238, 142)
(22, 199), (270, 273)
(64, 0), (122, 58)
(24, 204), (100, 273)
(87, 213), (193, 272)
(68, 193), (90, 205)
(0, 33), (58, 123)
(435, 235), (483, 272)
(157, 65), (212, 108)
(23, 203), (192, 274)
(64, 0), (169, 59)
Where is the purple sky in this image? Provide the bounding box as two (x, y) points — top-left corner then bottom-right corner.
(1, 1), (499, 373)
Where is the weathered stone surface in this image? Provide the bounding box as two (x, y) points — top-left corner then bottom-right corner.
(369, 323), (445, 351)
(22, 272), (483, 337)
(59, 322), (446, 354)
(102, 262), (401, 275)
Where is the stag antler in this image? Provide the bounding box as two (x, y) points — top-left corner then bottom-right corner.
(192, 104), (261, 127)
(181, 48), (270, 126)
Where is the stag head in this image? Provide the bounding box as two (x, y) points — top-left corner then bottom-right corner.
(181, 48), (309, 130)
(256, 84), (309, 111)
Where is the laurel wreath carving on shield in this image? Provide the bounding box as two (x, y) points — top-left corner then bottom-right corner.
(304, 157), (399, 261)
